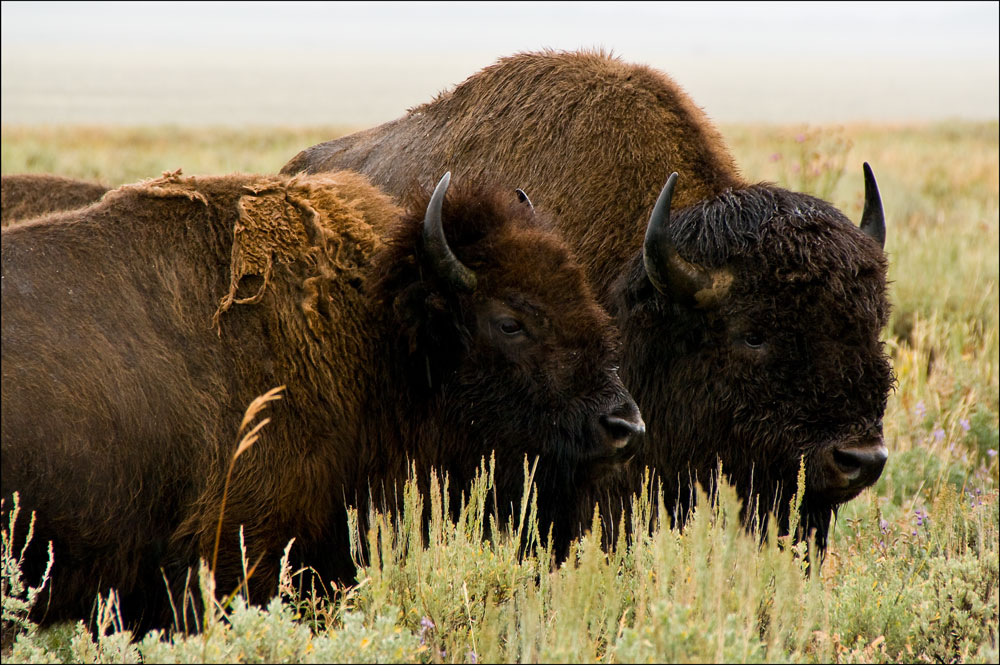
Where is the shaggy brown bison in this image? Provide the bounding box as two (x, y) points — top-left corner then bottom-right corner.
(281, 49), (893, 547)
(1, 173), (109, 226)
(2, 169), (641, 632)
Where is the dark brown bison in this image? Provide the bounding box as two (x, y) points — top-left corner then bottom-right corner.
(281, 49), (893, 547)
(2, 169), (641, 633)
(1, 173), (109, 226)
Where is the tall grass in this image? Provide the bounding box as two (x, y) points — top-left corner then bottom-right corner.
(1, 122), (997, 662)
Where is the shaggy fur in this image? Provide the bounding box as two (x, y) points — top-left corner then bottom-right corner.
(1, 173), (109, 226)
(1, 169), (635, 633)
(282, 49), (742, 302)
(615, 185), (892, 542)
(280, 49), (894, 546)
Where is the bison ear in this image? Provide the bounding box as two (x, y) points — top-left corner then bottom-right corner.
(642, 173), (728, 308)
(859, 162), (886, 248)
(515, 188), (534, 213)
(422, 172), (478, 293)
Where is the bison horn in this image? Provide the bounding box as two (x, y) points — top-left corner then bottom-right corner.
(643, 173), (719, 307)
(515, 188), (534, 212)
(859, 162), (886, 248)
(423, 172), (477, 293)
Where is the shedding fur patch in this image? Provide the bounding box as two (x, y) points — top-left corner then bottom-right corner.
(235, 186), (307, 295)
(212, 181), (311, 329)
(212, 172), (401, 333)
(112, 169), (210, 206)
(103, 169), (400, 336)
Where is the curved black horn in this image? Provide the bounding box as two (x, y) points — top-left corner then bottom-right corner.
(515, 188), (534, 212)
(859, 162), (886, 248)
(643, 173), (716, 305)
(422, 172), (477, 293)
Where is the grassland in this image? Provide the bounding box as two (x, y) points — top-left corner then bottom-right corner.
(1, 121), (998, 663)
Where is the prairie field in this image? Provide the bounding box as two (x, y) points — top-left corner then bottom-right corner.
(1, 121), (998, 663)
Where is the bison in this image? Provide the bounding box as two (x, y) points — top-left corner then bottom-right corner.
(281, 49), (893, 547)
(2, 168), (642, 633)
(1, 173), (109, 226)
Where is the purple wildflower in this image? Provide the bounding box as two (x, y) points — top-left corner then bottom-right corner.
(769, 153), (782, 162)
(419, 616), (435, 645)
(959, 418), (971, 432)
(933, 428), (945, 442)
(879, 519), (890, 534)
(468, 651), (479, 663)
(987, 449), (998, 458)
(914, 401), (926, 419)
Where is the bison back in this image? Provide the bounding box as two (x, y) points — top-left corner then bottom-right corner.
(1, 173), (109, 226)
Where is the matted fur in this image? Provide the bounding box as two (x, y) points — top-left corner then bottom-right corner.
(281, 49), (894, 547)
(2, 169), (635, 633)
(1, 173), (109, 226)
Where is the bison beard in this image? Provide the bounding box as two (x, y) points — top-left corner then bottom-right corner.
(1, 170), (641, 634)
(280, 48), (894, 550)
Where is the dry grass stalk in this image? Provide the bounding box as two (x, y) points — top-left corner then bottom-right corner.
(211, 386), (286, 575)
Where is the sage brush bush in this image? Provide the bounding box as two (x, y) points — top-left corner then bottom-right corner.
(2, 493), (54, 649)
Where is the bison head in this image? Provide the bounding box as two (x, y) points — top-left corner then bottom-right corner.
(616, 164), (893, 546)
(369, 173), (644, 555)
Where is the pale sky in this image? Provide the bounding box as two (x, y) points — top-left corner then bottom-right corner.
(2, 1), (997, 126)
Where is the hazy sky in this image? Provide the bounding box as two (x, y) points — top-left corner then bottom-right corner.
(2, 1), (998, 126)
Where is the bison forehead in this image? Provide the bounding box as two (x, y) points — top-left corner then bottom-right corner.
(673, 185), (885, 276)
(485, 234), (592, 293)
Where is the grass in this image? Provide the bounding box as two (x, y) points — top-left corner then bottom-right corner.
(1, 121), (998, 663)
(0, 125), (354, 186)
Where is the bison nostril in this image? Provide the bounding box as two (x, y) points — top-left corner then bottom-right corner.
(832, 448), (862, 475)
(600, 413), (646, 448)
(831, 445), (888, 484)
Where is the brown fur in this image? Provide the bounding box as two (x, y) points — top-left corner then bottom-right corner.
(1, 173), (109, 226)
(283, 48), (743, 302)
(2, 169), (636, 633)
(280, 49), (894, 547)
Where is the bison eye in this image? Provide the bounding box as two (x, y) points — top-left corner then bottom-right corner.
(744, 332), (765, 349)
(497, 317), (525, 336)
